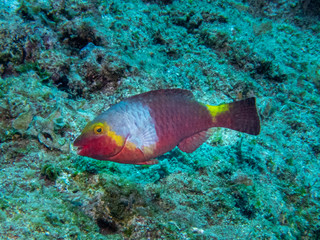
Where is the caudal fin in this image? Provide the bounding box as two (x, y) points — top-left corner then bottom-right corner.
(207, 98), (260, 135)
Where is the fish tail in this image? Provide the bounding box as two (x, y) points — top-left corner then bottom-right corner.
(206, 97), (260, 135)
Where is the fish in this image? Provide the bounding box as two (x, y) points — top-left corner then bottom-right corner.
(73, 89), (260, 165)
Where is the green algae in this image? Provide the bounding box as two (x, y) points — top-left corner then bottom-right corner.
(0, 195), (10, 210)
(41, 164), (61, 182)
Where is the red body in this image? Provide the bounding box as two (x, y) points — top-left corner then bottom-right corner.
(74, 89), (260, 164)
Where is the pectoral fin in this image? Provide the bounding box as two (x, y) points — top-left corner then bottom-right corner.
(178, 129), (212, 153)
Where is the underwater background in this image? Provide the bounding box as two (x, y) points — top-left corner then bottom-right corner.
(0, 0), (320, 239)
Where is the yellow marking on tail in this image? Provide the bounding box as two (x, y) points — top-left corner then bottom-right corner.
(206, 103), (230, 119)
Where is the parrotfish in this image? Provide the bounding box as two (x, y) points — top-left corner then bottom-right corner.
(74, 89), (260, 165)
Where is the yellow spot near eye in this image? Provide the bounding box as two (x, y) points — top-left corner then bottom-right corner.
(89, 122), (124, 147)
(105, 124), (125, 147)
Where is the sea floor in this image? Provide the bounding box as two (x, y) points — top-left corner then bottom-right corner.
(0, 0), (320, 239)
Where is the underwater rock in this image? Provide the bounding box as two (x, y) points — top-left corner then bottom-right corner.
(37, 129), (58, 150)
(199, 29), (230, 50)
(142, 0), (174, 5)
(37, 50), (71, 92)
(231, 171), (253, 186)
(28, 109), (69, 152)
(41, 163), (61, 182)
(12, 108), (33, 131)
(58, 19), (103, 51)
(77, 43), (126, 94)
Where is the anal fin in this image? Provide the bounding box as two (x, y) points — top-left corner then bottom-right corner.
(178, 129), (212, 153)
(135, 159), (159, 165)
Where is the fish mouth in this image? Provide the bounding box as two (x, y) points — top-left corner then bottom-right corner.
(73, 135), (86, 154)
(73, 138), (85, 155)
(72, 135), (128, 160)
(73, 144), (84, 155)
(75, 145), (83, 154)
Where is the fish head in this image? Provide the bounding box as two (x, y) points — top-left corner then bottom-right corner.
(73, 120), (125, 160)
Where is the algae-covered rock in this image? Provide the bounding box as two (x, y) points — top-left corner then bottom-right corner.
(13, 109), (33, 131)
(27, 108), (70, 152)
(41, 163), (61, 181)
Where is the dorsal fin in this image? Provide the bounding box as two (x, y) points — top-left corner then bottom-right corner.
(127, 89), (195, 102)
(178, 129), (212, 153)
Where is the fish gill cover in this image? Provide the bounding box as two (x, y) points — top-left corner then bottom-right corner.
(0, 0), (319, 239)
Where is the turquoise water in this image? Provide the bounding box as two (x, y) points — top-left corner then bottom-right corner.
(0, 0), (319, 239)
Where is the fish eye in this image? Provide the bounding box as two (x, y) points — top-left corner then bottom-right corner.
(94, 125), (104, 134)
